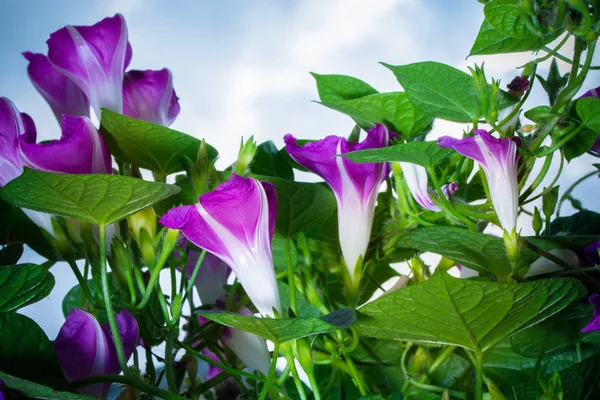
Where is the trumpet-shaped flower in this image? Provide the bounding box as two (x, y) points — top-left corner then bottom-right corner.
(439, 130), (519, 233)
(582, 294), (600, 333)
(54, 309), (138, 398)
(399, 162), (456, 212)
(22, 52), (90, 121)
(160, 175), (280, 317)
(284, 124), (391, 282)
(123, 69), (180, 126)
(47, 14), (131, 118)
(1, 97), (111, 236)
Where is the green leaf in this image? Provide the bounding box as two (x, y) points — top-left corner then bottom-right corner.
(311, 73), (378, 102)
(382, 61), (479, 123)
(0, 264), (55, 312)
(398, 226), (513, 278)
(257, 176), (337, 239)
(250, 141), (294, 180)
(0, 169), (179, 225)
(524, 105), (552, 123)
(278, 281), (321, 318)
(197, 308), (356, 342)
(343, 141), (452, 168)
(100, 109), (218, 175)
(320, 92), (433, 139)
(355, 271), (585, 352)
(0, 199), (57, 260)
(0, 313), (65, 386)
(469, 20), (558, 56)
(484, 0), (536, 39)
(550, 210), (600, 235)
(0, 371), (95, 400)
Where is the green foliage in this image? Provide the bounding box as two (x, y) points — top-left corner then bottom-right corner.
(0, 168), (179, 225)
(312, 73), (433, 138)
(355, 271), (585, 351)
(0, 371), (96, 400)
(197, 308), (356, 342)
(100, 109), (218, 175)
(257, 176), (337, 239)
(343, 141), (452, 168)
(0, 313), (65, 387)
(0, 264), (54, 312)
(251, 141), (294, 180)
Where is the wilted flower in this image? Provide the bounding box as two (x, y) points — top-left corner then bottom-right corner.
(582, 294), (600, 333)
(46, 14), (131, 118)
(160, 175), (281, 317)
(284, 124), (391, 284)
(122, 69), (180, 126)
(23, 52), (90, 121)
(399, 162), (456, 212)
(439, 130), (519, 233)
(506, 76), (530, 97)
(54, 309), (138, 398)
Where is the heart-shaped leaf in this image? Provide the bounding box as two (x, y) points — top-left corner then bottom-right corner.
(343, 141), (452, 168)
(355, 272), (585, 352)
(197, 308), (356, 342)
(0, 169), (179, 225)
(0, 264), (54, 312)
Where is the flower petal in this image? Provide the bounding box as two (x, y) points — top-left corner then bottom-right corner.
(47, 14), (129, 117)
(439, 130), (518, 232)
(22, 52), (90, 121)
(161, 175), (280, 317)
(221, 327), (270, 376)
(0, 97), (27, 186)
(54, 309), (112, 398)
(123, 69), (180, 126)
(101, 309), (139, 375)
(400, 162), (440, 212)
(18, 115), (111, 174)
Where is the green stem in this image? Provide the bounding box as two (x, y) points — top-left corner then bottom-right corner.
(165, 329), (178, 392)
(556, 170), (598, 216)
(137, 244), (173, 310)
(428, 168), (477, 231)
(428, 346), (456, 376)
(474, 350), (484, 400)
(181, 250), (206, 306)
(66, 259), (98, 307)
(177, 341), (267, 382)
(258, 341), (280, 400)
(99, 225), (128, 372)
(535, 124), (586, 157)
(72, 374), (186, 400)
(285, 239), (298, 315)
(519, 236), (577, 271)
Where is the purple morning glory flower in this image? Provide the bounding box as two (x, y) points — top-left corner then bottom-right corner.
(579, 86), (600, 154)
(400, 162), (456, 212)
(160, 175), (281, 317)
(54, 309), (139, 398)
(285, 124), (391, 283)
(22, 52), (90, 121)
(582, 293), (600, 333)
(584, 240), (600, 264)
(19, 114), (112, 175)
(123, 69), (180, 126)
(203, 348), (223, 380)
(439, 130), (519, 233)
(1, 97), (109, 236)
(47, 14), (132, 118)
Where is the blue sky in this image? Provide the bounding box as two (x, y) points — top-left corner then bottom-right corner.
(2, 0), (600, 337)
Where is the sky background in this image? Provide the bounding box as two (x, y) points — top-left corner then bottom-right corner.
(1, 0), (600, 339)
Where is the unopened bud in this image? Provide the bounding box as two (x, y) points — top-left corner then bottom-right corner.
(234, 136), (257, 176)
(409, 256), (427, 283)
(532, 206), (543, 235)
(110, 238), (132, 293)
(488, 379), (510, 400)
(519, 124), (536, 134)
(47, 218), (73, 257)
(191, 140), (218, 195)
(487, 78), (501, 123)
(386, 275), (410, 293)
(66, 218), (87, 244)
(507, 76), (530, 98)
(138, 228), (156, 268)
(294, 338), (314, 375)
(128, 207), (157, 243)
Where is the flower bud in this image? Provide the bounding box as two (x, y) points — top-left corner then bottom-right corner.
(234, 136), (257, 176)
(469, 64), (490, 118)
(532, 206), (543, 235)
(487, 78), (501, 124)
(191, 139), (218, 196)
(128, 207), (157, 243)
(46, 218), (73, 258)
(294, 338), (314, 377)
